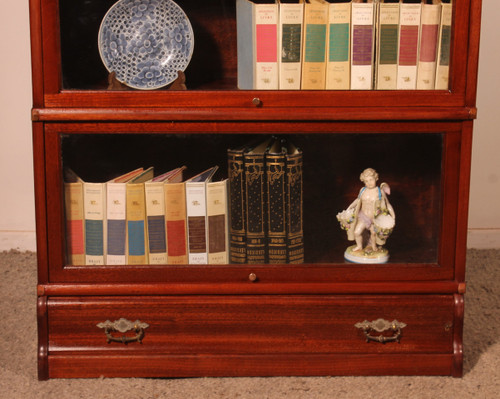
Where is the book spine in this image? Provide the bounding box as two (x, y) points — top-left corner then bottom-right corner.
(106, 182), (127, 265)
(435, 2), (452, 90)
(245, 152), (268, 264)
(417, 3), (441, 90)
(286, 151), (304, 264)
(165, 182), (188, 264)
(126, 183), (148, 265)
(64, 182), (85, 265)
(351, 2), (375, 90)
(397, 2), (422, 90)
(254, 3), (279, 89)
(266, 149), (287, 264)
(376, 2), (400, 90)
(301, 1), (328, 89)
(279, 2), (304, 90)
(236, 0), (255, 89)
(83, 183), (106, 266)
(326, 2), (351, 90)
(186, 182), (209, 264)
(228, 149), (247, 264)
(145, 182), (167, 264)
(207, 180), (229, 264)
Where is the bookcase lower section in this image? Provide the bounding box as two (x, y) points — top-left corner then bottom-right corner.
(38, 294), (464, 379)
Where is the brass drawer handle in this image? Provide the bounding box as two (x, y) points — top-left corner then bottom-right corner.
(97, 318), (149, 344)
(355, 318), (407, 344)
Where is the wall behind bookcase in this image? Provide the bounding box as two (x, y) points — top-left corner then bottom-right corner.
(0, 1), (499, 251)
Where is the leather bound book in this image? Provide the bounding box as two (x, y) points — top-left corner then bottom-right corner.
(228, 146), (247, 264)
(266, 140), (287, 263)
(244, 138), (273, 264)
(286, 142), (304, 263)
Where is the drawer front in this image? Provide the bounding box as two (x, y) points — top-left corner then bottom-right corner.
(48, 295), (455, 355)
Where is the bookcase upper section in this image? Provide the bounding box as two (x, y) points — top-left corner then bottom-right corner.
(30, 0), (481, 119)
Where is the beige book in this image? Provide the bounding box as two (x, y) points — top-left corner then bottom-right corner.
(417, 0), (441, 89)
(325, 0), (351, 90)
(207, 179), (229, 264)
(435, 0), (453, 90)
(301, 0), (329, 89)
(278, 0), (305, 89)
(376, 1), (400, 90)
(397, 1), (422, 89)
(351, 0), (376, 90)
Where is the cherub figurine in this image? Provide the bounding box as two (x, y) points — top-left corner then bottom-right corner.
(337, 168), (395, 263)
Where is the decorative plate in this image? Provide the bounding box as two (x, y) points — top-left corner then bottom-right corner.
(98, 0), (194, 90)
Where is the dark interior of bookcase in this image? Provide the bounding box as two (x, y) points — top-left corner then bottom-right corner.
(59, 0), (237, 90)
(61, 132), (442, 264)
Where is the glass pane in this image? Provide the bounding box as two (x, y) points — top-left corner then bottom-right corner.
(60, 132), (442, 266)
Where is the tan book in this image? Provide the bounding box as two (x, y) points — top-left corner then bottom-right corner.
(185, 166), (219, 264)
(417, 0), (441, 89)
(126, 167), (154, 265)
(351, 0), (376, 90)
(145, 168), (184, 264)
(435, 0), (452, 90)
(376, 0), (400, 90)
(106, 168), (144, 265)
(207, 179), (229, 264)
(83, 181), (107, 266)
(63, 169), (85, 266)
(301, 0), (329, 89)
(325, 0), (352, 90)
(397, 1), (422, 89)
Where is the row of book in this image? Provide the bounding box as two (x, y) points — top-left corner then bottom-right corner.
(236, 0), (452, 90)
(228, 137), (304, 264)
(64, 165), (230, 266)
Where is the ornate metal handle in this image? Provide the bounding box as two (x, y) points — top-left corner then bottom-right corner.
(355, 318), (407, 344)
(97, 318), (149, 344)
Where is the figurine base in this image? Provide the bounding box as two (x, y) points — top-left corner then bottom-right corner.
(344, 245), (389, 264)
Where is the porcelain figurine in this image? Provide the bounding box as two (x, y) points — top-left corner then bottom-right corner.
(337, 168), (395, 263)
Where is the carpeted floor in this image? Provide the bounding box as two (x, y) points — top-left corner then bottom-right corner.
(0, 249), (499, 398)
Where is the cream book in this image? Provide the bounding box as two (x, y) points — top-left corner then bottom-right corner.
(397, 1), (422, 89)
(435, 0), (452, 90)
(185, 166), (219, 264)
(325, 0), (351, 90)
(207, 179), (229, 264)
(145, 167), (185, 265)
(376, 0), (400, 90)
(351, 0), (376, 90)
(63, 169), (85, 266)
(126, 167), (154, 265)
(106, 168), (144, 265)
(417, 0), (441, 89)
(278, 0), (305, 89)
(236, 0), (279, 90)
(301, 0), (329, 89)
(83, 181), (107, 266)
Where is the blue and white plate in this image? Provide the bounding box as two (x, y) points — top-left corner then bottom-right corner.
(98, 0), (194, 90)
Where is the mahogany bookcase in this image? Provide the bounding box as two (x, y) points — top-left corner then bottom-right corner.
(30, 0), (482, 379)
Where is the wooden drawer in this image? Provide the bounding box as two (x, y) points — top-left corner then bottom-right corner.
(44, 295), (462, 377)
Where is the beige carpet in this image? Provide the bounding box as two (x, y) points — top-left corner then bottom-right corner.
(0, 249), (499, 399)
